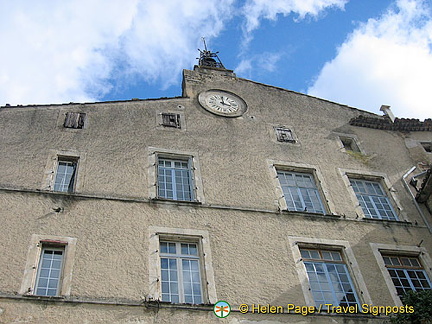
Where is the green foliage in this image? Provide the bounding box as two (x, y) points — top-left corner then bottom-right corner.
(390, 290), (432, 324)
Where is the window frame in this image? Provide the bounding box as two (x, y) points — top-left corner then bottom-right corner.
(269, 161), (334, 215)
(300, 247), (361, 308)
(289, 236), (372, 308)
(339, 169), (403, 221)
(157, 157), (195, 202)
(159, 240), (203, 304)
(349, 178), (398, 221)
(148, 148), (204, 203)
(53, 157), (78, 193)
(382, 254), (431, 296)
(63, 112), (86, 129)
(20, 234), (77, 297)
(34, 246), (65, 296)
(161, 113), (181, 128)
(277, 170), (326, 214)
(370, 243), (432, 305)
(148, 226), (217, 304)
(274, 126), (296, 143)
(156, 110), (186, 132)
(41, 149), (86, 193)
(339, 136), (361, 153)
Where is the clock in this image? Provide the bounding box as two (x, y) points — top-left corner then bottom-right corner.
(198, 90), (247, 117)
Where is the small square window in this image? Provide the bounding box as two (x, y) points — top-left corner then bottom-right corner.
(64, 112), (86, 129)
(275, 127), (295, 143)
(340, 136), (360, 152)
(161, 113), (181, 128)
(54, 158), (78, 193)
(421, 142), (432, 153)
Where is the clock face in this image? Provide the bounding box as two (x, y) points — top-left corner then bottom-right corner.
(198, 90), (247, 117)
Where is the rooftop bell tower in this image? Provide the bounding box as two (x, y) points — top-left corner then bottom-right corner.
(197, 38), (227, 70)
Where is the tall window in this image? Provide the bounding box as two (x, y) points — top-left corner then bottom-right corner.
(300, 248), (360, 308)
(277, 171), (325, 214)
(160, 241), (203, 304)
(35, 246), (65, 296)
(382, 255), (431, 296)
(349, 179), (397, 220)
(54, 159), (77, 192)
(157, 158), (194, 201)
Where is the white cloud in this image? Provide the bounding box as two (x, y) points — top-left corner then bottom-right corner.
(0, 0), (351, 107)
(118, 0), (234, 90)
(0, 0), (138, 105)
(242, 0), (348, 33)
(308, 0), (432, 119)
(0, 0), (234, 105)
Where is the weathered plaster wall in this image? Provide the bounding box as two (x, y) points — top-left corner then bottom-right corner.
(0, 67), (431, 323)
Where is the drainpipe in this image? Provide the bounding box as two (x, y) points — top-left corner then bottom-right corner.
(402, 166), (432, 233)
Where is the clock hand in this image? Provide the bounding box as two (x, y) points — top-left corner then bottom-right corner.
(220, 96), (230, 106)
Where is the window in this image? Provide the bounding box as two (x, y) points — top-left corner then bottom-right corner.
(157, 157), (194, 201)
(300, 248), (360, 308)
(20, 235), (77, 297)
(275, 127), (296, 143)
(160, 241), (203, 304)
(370, 243), (432, 304)
(290, 237), (372, 308)
(42, 150), (85, 193)
(64, 112), (86, 129)
(35, 246), (65, 296)
(277, 170), (325, 214)
(148, 227), (217, 304)
(349, 178), (397, 220)
(382, 255), (431, 296)
(161, 113), (181, 128)
(54, 158), (78, 193)
(420, 142), (432, 153)
(339, 136), (360, 152)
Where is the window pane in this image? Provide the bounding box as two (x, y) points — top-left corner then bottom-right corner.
(302, 249), (359, 308)
(278, 171), (325, 214)
(54, 160), (77, 192)
(157, 158), (193, 201)
(35, 247), (64, 296)
(159, 241), (203, 304)
(350, 179), (397, 220)
(384, 255), (432, 296)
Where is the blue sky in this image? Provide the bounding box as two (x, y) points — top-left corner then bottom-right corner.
(1, 0), (432, 119)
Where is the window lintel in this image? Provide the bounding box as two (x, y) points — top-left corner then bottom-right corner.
(156, 233), (203, 242)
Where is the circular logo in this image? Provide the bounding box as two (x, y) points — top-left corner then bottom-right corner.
(213, 300), (231, 318)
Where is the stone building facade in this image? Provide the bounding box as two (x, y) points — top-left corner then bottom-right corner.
(0, 59), (431, 323)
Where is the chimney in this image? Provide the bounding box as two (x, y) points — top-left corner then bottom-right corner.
(380, 105), (395, 122)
